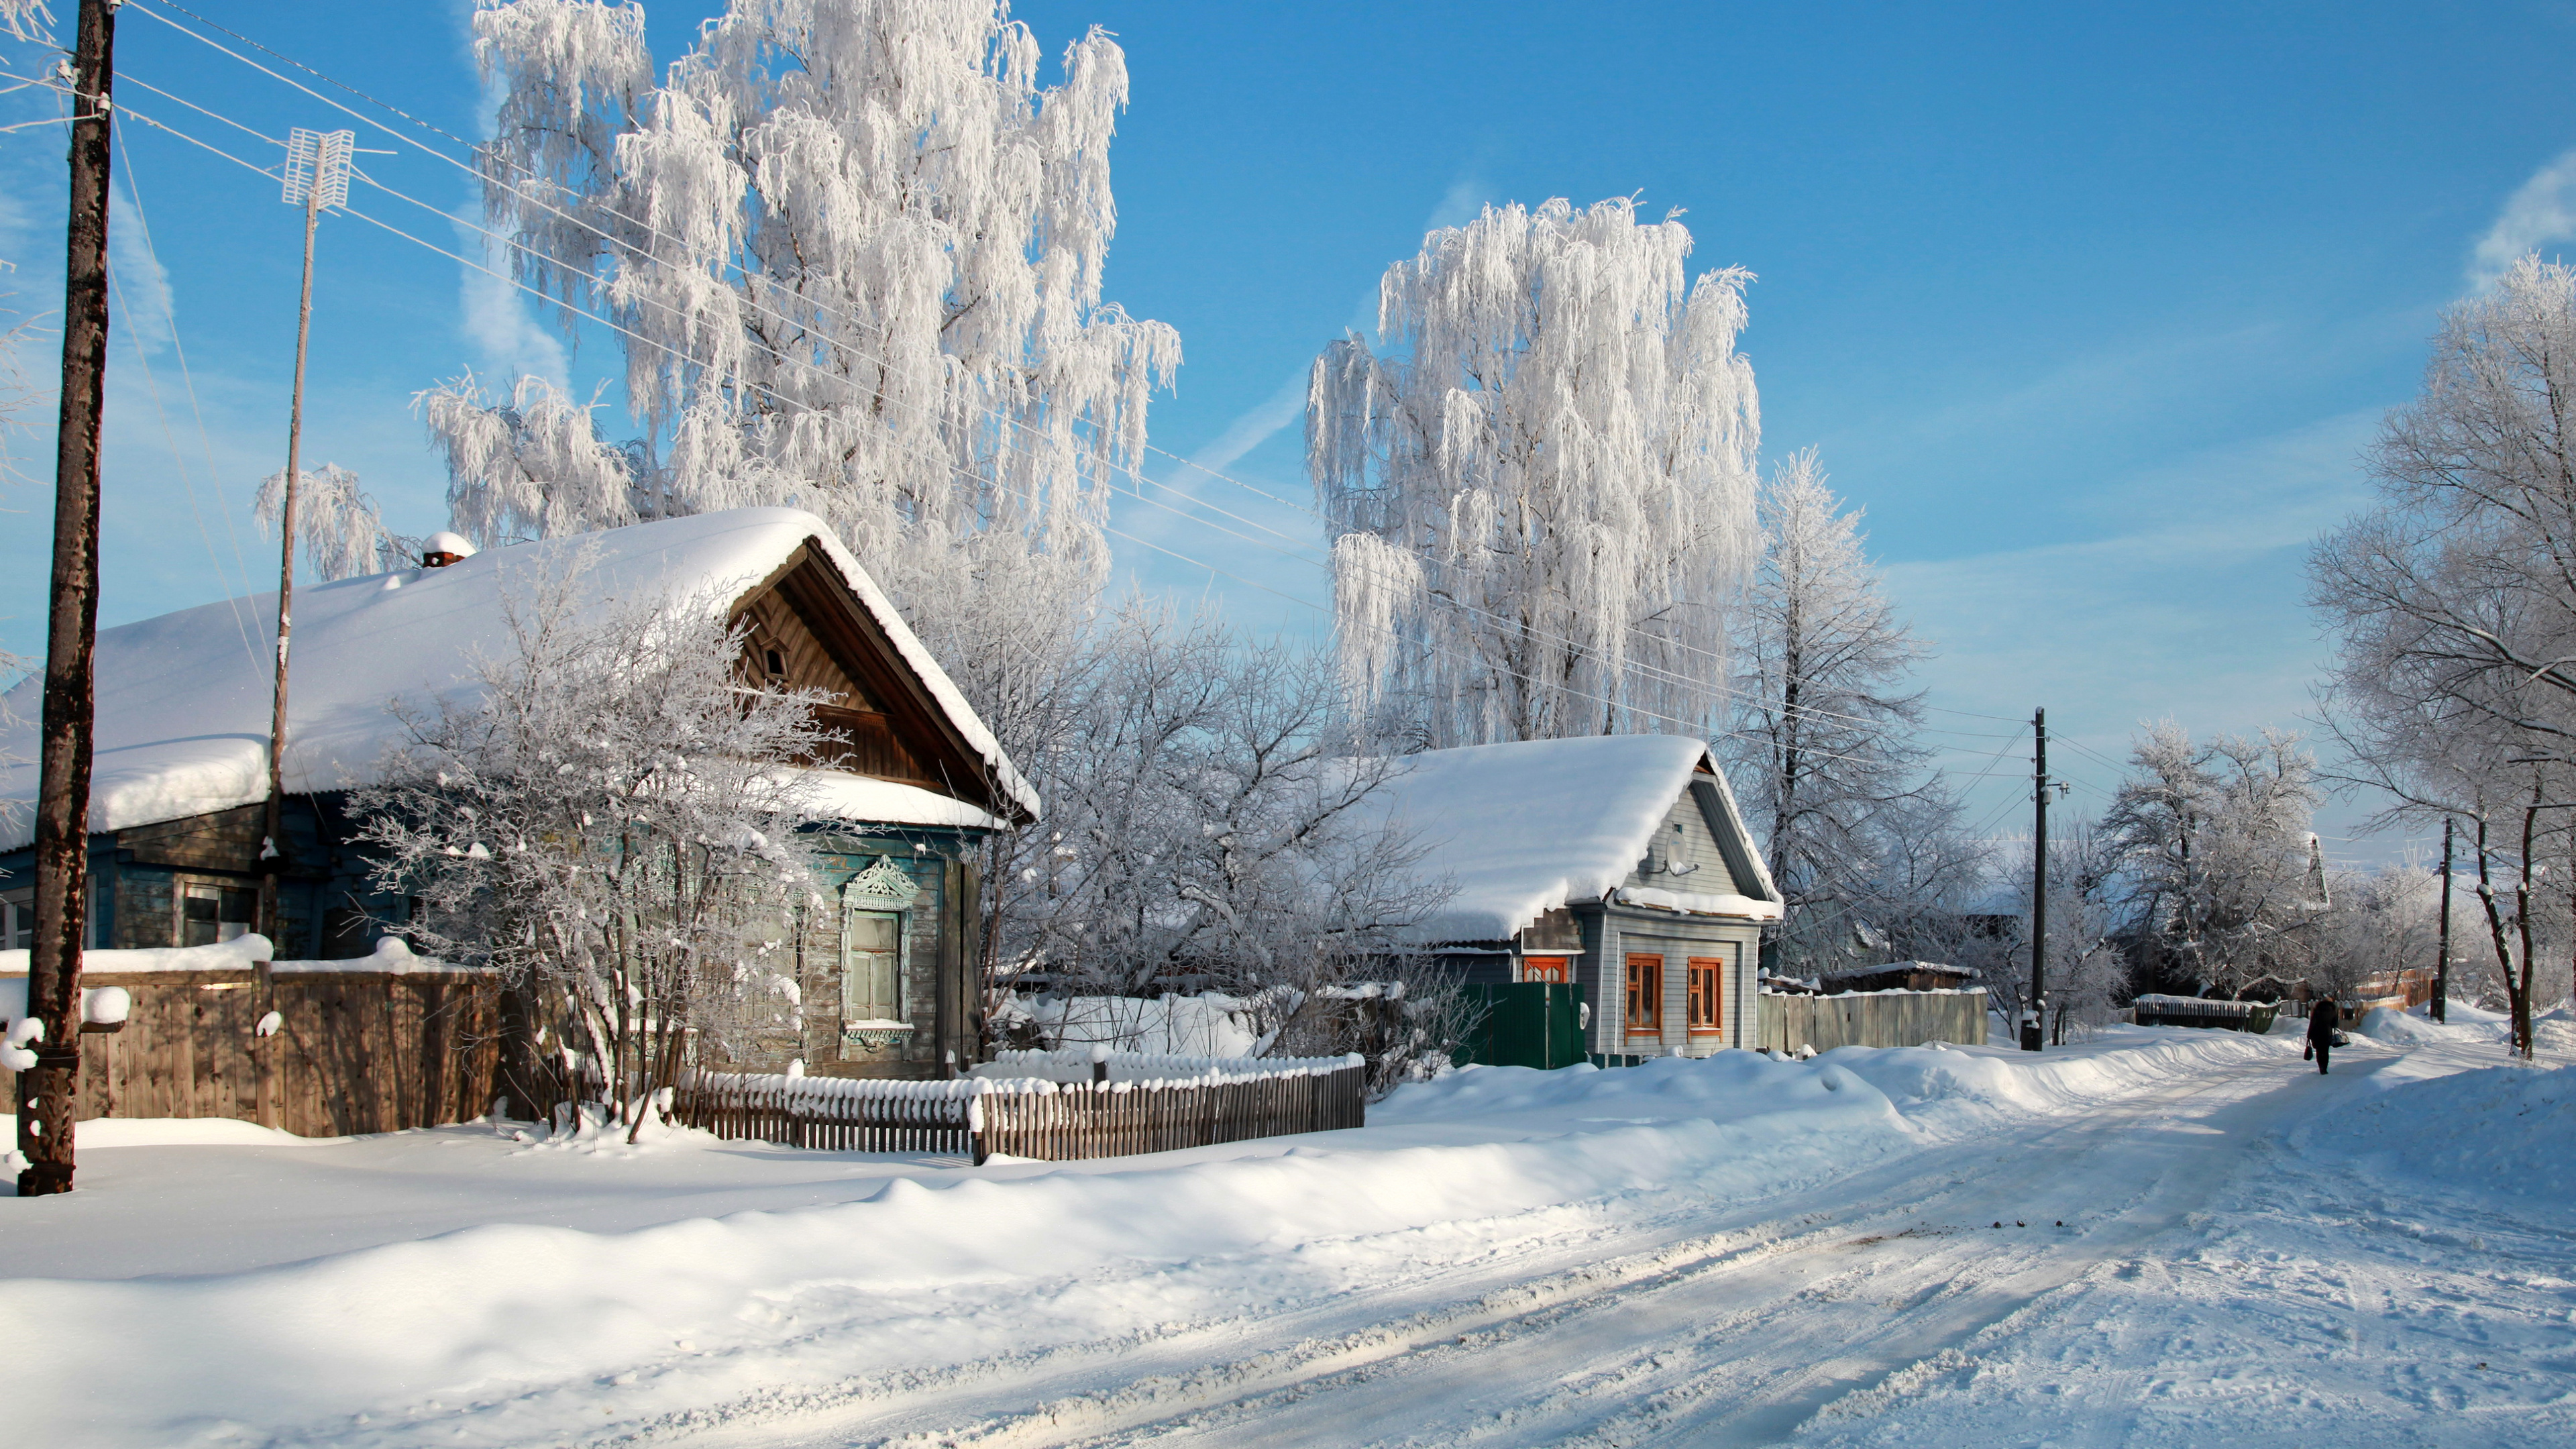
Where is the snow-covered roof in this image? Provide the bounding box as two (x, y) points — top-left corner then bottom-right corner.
(0, 508), (1037, 848)
(1369, 734), (1778, 945)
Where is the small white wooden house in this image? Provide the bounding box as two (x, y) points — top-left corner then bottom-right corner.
(1370, 735), (1782, 1060)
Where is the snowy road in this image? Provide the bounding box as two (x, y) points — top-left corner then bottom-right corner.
(9, 1022), (2567, 1448)
(701, 1038), (2406, 1449)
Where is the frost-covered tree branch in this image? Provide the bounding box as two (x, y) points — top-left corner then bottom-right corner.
(254, 463), (399, 582)
(1309, 197), (1760, 745)
(433, 0), (1178, 699)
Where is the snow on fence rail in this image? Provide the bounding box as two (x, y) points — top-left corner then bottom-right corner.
(973, 1049), (1360, 1083)
(665, 1055), (1368, 1163)
(1758, 986), (1987, 1054)
(2130, 995), (2280, 1033)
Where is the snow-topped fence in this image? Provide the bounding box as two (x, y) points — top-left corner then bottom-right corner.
(1758, 987), (1988, 1054)
(2130, 995), (2281, 1034)
(657, 1051), (1367, 1163)
(1, 937), (502, 1136)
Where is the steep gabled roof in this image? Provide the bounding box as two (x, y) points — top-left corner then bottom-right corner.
(1368, 734), (1780, 945)
(0, 508), (1036, 848)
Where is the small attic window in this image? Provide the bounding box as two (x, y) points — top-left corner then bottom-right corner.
(763, 647), (787, 681)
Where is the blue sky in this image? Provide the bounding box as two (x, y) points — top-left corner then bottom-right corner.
(4, 1), (2574, 861)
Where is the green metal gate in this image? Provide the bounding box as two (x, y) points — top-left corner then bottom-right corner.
(1459, 983), (1587, 1069)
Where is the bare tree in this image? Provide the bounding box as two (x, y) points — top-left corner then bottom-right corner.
(352, 551), (837, 1140)
(989, 602), (1450, 1049)
(1723, 450), (1977, 973)
(2308, 254), (2576, 1055)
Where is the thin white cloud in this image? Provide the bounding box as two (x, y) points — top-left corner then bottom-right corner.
(107, 178), (174, 356)
(1184, 372), (1308, 478)
(2470, 147), (2576, 289)
(457, 213), (567, 385)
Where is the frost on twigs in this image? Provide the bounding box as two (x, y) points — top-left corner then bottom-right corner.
(351, 547), (838, 1143)
(1310, 197), (1760, 746)
(440, 0), (1177, 702)
(256, 463), (400, 581)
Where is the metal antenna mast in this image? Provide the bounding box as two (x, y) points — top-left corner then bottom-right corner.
(258, 126), (354, 949)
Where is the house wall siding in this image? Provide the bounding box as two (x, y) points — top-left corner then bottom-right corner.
(1623, 785), (1749, 896)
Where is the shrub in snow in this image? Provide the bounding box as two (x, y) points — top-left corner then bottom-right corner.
(352, 550), (837, 1142)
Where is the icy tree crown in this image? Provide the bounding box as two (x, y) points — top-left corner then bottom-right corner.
(426, 0), (1178, 611)
(1309, 197), (1761, 746)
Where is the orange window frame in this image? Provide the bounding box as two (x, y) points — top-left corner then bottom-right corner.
(1523, 955), (1570, 984)
(1625, 953), (1664, 1032)
(1686, 956), (1724, 1034)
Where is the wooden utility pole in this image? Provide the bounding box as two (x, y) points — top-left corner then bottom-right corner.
(2434, 818), (2453, 1024)
(2024, 706), (2049, 1053)
(257, 127), (352, 949)
(20, 0), (117, 1197)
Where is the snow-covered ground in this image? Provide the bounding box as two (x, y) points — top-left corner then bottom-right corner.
(1, 1010), (2564, 1448)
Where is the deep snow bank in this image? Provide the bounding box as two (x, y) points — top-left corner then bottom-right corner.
(0, 1029), (2293, 1447)
(2305, 1061), (2576, 1202)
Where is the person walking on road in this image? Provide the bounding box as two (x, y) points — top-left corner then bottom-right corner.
(2305, 997), (2342, 1075)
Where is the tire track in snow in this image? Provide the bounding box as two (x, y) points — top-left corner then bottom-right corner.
(949, 1053), (2343, 1448)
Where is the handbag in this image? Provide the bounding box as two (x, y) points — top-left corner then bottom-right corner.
(2302, 1038), (2313, 1061)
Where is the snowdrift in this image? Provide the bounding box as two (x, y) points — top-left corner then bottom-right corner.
(2306, 1061), (2576, 1203)
(0, 1029), (2300, 1447)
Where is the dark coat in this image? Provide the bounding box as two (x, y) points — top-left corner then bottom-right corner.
(2306, 999), (2343, 1041)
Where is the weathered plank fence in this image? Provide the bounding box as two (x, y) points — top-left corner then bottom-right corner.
(664, 1052), (1367, 1164)
(2131, 994), (2280, 1034)
(1, 966), (503, 1136)
(1759, 987), (1988, 1054)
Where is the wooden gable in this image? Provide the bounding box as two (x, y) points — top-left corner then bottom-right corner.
(729, 543), (1026, 824)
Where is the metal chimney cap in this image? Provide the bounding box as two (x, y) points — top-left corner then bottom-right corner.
(421, 531), (478, 566)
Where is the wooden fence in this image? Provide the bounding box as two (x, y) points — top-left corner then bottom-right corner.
(664, 1055), (1367, 1164)
(3, 967), (504, 1137)
(2131, 994), (2281, 1033)
(1759, 987), (1988, 1054)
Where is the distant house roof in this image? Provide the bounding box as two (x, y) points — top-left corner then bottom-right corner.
(0, 508), (1038, 847)
(1366, 734), (1780, 945)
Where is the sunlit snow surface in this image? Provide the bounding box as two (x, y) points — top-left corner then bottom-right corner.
(0, 1014), (2565, 1448)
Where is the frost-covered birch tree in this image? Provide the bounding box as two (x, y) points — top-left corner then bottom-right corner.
(1309, 197), (1761, 746)
(1723, 450), (1970, 967)
(421, 0), (1177, 676)
(353, 553), (837, 1140)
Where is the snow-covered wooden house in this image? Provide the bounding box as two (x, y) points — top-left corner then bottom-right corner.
(1370, 735), (1781, 1061)
(0, 507), (1037, 1081)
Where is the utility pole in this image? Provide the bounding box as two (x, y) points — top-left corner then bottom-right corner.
(20, 0), (117, 1197)
(256, 127), (352, 951)
(2434, 817), (2453, 1024)
(2024, 706), (2060, 1053)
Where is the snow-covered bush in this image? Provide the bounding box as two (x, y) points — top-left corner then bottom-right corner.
(352, 547), (837, 1140)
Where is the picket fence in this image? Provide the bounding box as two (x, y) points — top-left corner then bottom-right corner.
(663, 1053), (1366, 1164)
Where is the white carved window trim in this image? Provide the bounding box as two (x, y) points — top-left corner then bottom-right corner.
(840, 856), (921, 1042)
